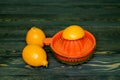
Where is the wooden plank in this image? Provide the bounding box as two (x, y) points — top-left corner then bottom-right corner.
(0, 25), (120, 56)
(0, 5), (120, 14)
(0, 54), (120, 76)
(1, 56), (119, 78)
(0, 75), (119, 80)
(0, 0), (120, 5)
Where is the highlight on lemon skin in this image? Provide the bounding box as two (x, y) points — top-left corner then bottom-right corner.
(22, 44), (48, 67)
(26, 27), (46, 47)
(62, 25), (85, 40)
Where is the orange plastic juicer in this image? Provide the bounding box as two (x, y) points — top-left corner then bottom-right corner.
(44, 25), (96, 65)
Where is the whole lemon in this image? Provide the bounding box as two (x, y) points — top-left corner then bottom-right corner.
(22, 44), (48, 67)
(62, 25), (85, 40)
(26, 27), (46, 47)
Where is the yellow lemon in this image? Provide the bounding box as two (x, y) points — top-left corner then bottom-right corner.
(26, 27), (46, 47)
(22, 44), (48, 67)
(62, 25), (85, 40)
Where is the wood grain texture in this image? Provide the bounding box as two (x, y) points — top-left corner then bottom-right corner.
(0, 0), (120, 80)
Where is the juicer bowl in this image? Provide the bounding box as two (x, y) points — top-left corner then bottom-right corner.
(50, 30), (96, 65)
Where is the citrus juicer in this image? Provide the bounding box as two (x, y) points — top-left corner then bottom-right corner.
(43, 25), (96, 65)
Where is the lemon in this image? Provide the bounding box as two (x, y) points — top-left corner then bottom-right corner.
(26, 27), (46, 47)
(62, 25), (85, 40)
(22, 44), (48, 67)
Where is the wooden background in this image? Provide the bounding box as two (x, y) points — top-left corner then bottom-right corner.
(0, 0), (120, 80)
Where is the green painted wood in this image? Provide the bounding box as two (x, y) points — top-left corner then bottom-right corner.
(0, 0), (120, 80)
